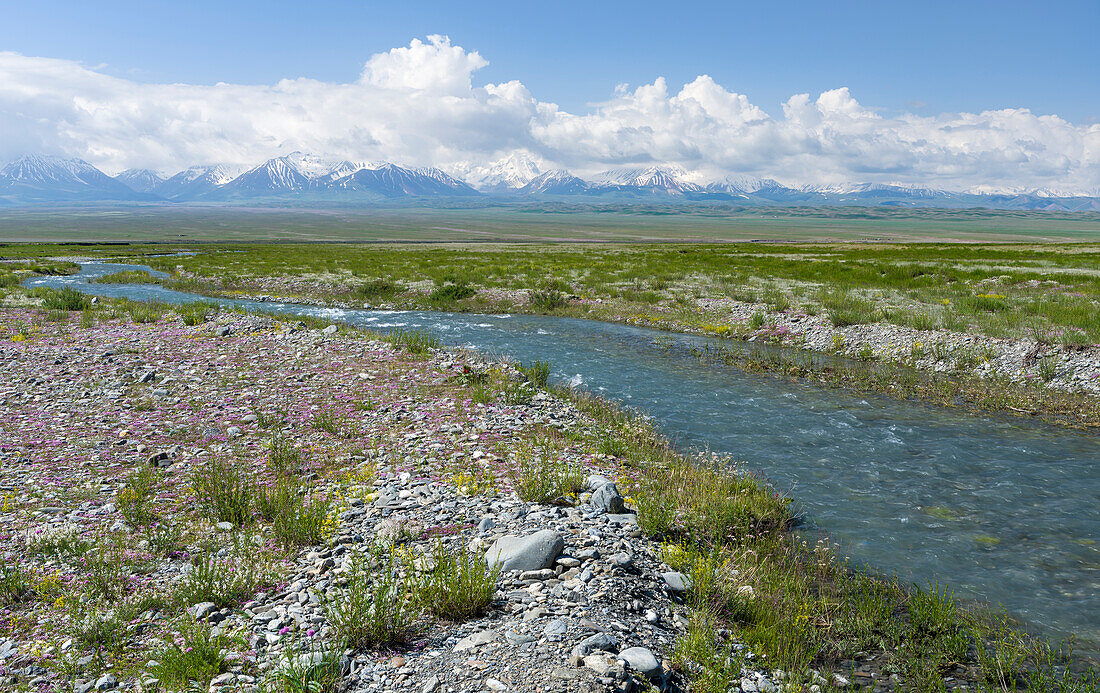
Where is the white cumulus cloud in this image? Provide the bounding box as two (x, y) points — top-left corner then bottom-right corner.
(0, 36), (1096, 193)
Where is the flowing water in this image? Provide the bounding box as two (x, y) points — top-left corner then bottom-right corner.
(26, 263), (1100, 655)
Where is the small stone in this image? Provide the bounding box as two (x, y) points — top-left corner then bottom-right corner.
(542, 619), (568, 640)
(215, 326), (231, 337)
(94, 674), (119, 691)
(585, 653), (618, 676)
(421, 676), (440, 693)
(591, 483), (625, 514)
(661, 571), (693, 595)
(617, 647), (660, 678)
(388, 655), (406, 668)
(454, 629), (498, 652)
(485, 530), (564, 572)
(191, 601), (217, 620)
(215, 521), (234, 532)
(610, 552), (634, 570)
(571, 632), (618, 659)
(486, 679), (507, 692)
(322, 325), (338, 335)
(504, 629), (536, 646)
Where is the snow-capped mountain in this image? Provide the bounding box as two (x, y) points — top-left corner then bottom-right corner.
(706, 174), (780, 195)
(800, 182), (948, 199)
(519, 170), (589, 195)
(281, 152), (338, 180)
(331, 163), (476, 197)
(155, 165), (246, 200)
(211, 156), (311, 198)
(310, 160), (378, 187)
(2, 152), (1098, 210)
(0, 155), (152, 203)
(460, 152), (543, 192)
(590, 166), (704, 195)
(114, 169), (165, 193)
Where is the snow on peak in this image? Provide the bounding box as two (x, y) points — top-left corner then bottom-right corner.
(459, 152), (544, 190)
(115, 168), (166, 193)
(1, 154), (101, 184)
(590, 165), (702, 193)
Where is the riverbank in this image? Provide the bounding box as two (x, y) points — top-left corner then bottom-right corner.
(0, 297), (1094, 692)
(86, 241), (1100, 429)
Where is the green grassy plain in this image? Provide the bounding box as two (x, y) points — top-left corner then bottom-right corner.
(76, 241), (1100, 346)
(1, 203), (1099, 243)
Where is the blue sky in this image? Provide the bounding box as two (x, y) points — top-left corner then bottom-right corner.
(3, 0), (1097, 121)
(2, 0), (1098, 192)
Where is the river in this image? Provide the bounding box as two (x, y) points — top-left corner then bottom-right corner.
(25, 262), (1100, 655)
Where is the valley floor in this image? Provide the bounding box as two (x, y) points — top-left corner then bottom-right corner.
(0, 300), (1094, 692)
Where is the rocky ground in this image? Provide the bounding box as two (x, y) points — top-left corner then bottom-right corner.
(0, 307), (783, 693)
(678, 297), (1100, 395)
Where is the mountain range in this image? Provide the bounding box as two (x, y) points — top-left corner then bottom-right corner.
(2, 153), (1098, 212)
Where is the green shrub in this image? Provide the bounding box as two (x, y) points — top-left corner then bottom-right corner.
(672, 610), (744, 693)
(387, 327), (441, 355)
(33, 286), (90, 311)
(1038, 356), (1059, 382)
(267, 433), (304, 477)
(79, 536), (137, 601)
(414, 541), (499, 621)
(517, 360), (551, 388)
(428, 283), (476, 303)
(190, 456), (255, 526)
(117, 466), (160, 527)
(324, 548), (418, 648)
(0, 564), (30, 605)
(312, 408), (351, 438)
(175, 548), (271, 608)
(145, 521), (186, 558)
(128, 302), (164, 323)
(176, 300), (217, 325)
(93, 270), (161, 285)
(256, 479), (329, 548)
(27, 530), (94, 560)
(152, 620), (232, 691)
(68, 602), (129, 653)
(596, 433), (630, 458)
(353, 278), (403, 301)
(510, 444), (585, 504)
(529, 288), (567, 312)
(822, 291), (877, 327)
(266, 642), (347, 693)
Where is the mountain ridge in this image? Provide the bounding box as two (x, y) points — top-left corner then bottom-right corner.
(2, 153), (1098, 212)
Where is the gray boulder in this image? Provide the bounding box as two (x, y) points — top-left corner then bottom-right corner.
(485, 530), (564, 572)
(618, 647), (660, 678)
(585, 474), (612, 491)
(571, 632), (618, 659)
(661, 571), (693, 595)
(590, 482), (625, 514)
